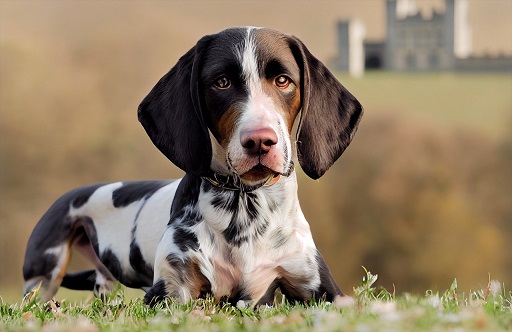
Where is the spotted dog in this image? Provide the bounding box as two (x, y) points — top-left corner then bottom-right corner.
(22, 27), (363, 306)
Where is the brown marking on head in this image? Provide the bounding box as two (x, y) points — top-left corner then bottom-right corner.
(202, 28), (302, 151)
(214, 102), (244, 146)
(253, 29), (302, 132)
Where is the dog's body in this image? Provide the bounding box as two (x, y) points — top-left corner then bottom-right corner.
(23, 27), (362, 306)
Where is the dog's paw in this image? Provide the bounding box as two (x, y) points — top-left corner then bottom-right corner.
(144, 279), (168, 307)
(93, 272), (114, 298)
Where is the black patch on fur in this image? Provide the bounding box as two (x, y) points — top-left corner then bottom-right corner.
(256, 279), (280, 306)
(72, 183), (107, 208)
(201, 181), (212, 193)
(100, 247), (148, 289)
(23, 249), (58, 282)
(220, 192), (270, 246)
(100, 249), (122, 281)
(226, 287), (248, 306)
(277, 277), (311, 305)
(314, 251), (344, 301)
(169, 175), (202, 224)
(222, 207), (242, 245)
(181, 208), (203, 227)
(144, 278), (167, 307)
(23, 184), (108, 281)
(43, 253), (59, 279)
(127, 193), (156, 288)
(245, 192), (259, 221)
(166, 253), (183, 266)
(197, 284), (212, 299)
(128, 241), (153, 286)
(61, 270), (96, 291)
(211, 189), (238, 213)
(112, 181), (169, 208)
(166, 253), (186, 284)
(270, 227), (288, 249)
(170, 176), (203, 226)
(173, 227), (199, 252)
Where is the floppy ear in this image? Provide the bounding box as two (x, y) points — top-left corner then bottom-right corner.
(138, 37), (212, 176)
(289, 37), (363, 180)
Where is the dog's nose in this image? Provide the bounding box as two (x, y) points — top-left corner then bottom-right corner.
(240, 128), (278, 155)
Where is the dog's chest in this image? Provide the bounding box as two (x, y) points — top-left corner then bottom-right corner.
(190, 185), (309, 297)
(162, 177), (314, 300)
(197, 185), (289, 247)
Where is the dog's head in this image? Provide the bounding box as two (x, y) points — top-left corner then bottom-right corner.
(138, 27), (362, 186)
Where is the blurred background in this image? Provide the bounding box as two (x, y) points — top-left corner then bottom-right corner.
(1, 0), (511, 303)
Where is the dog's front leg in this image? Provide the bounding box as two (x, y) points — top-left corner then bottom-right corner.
(275, 249), (344, 304)
(313, 250), (345, 301)
(143, 228), (211, 306)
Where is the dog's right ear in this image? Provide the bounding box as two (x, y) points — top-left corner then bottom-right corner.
(138, 37), (212, 176)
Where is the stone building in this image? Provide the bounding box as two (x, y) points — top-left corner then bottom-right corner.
(336, 0), (512, 73)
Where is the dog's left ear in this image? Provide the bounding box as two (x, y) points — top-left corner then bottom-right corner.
(138, 36), (212, 176)
(289, 37), (363, 180)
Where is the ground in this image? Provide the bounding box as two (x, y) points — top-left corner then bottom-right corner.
(1, 270), (510, 331)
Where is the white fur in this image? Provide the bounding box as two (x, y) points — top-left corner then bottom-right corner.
(227, 28), (293, 178)
(69, 181), (178, 277)
(150, 29), (322, 303)
(45, 244), (69, 284)
(26, 27), (339, 304)
(133, 180), (181, 266)
(69, 182), (133, 272)
(152, 171), (320, 303)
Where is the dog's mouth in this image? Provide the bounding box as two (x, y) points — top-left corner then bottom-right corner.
(239, 164), (279, 185)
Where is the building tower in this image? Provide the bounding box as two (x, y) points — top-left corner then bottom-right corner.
(385, 0), (397, 70)
(336, 20), (365, 76)
(454, 0), (472, 58)
(443, 0), (456, 69)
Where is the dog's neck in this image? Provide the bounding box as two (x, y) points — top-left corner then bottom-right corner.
(196, 170), (301, 246)
(201, 168), (288, 193)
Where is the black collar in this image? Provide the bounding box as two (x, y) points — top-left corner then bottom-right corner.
(201, 170), (283, 192)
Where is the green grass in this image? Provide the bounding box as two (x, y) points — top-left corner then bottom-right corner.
(1, 270), (510, 331)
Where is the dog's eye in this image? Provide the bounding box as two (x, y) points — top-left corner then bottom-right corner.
(275, 75), (290, 89)
(214, 76), (231, 90)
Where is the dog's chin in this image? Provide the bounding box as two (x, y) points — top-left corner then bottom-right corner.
(239, 164), (279, 187)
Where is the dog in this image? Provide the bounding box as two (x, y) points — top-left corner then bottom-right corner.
(22, 27), (363, 307)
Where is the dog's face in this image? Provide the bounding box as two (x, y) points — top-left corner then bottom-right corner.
(138, 27), (362, 183)
(200, 28), (300, 186)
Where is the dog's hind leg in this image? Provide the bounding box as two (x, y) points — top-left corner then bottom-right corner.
(70, 218), (116, 297)
(61, 269), (114, 297)
(61, 270), (96, 290)
(23, 184), (104, 300)
(23, 242), (72, 301)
